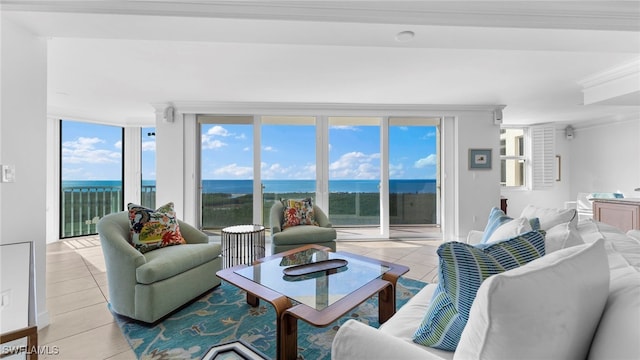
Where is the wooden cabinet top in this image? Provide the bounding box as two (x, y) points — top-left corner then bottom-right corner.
(592, 198), (640, 206)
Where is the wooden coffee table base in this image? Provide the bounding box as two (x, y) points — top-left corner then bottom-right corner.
(216, 245), (408, 360)
(280, 279), (394, 360)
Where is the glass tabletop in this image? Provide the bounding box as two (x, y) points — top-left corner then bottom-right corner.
(234, 248), (390, 310)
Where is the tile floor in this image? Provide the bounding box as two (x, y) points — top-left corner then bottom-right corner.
(39, 235), (443, 359)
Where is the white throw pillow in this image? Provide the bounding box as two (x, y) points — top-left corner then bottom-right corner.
(485, 217), (532, 244)
(544, 221), (585, 253)
(520, 204), (577, 230)
(588, 271), (640, 360)
(454, 239), (609, 360)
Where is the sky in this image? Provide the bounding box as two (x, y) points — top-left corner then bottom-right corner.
(61, 120), (437, 181)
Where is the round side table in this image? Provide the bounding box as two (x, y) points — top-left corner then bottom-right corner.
(221, 224), (266, 268)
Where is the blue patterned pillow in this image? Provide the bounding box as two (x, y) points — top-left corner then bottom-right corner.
(481, 207), (512, 243)
(413, 230), (545, 351)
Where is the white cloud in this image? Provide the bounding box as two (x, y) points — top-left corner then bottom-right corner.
(207, 125), (232, 137)
(263, 146), (276, 152)
(201, 134), (227, 149)
(202, 126), (236, 149)
(414, 154), (437, 168)
(330, 125), (360, 131)
(399, 126), (409, 131)
(62, 137), (121, 164)
(329, 151), (380, 179)
(422, 131), (436, 139)
(214, 163), (253, 178)
(261, 162), (292, 179)
(142, 140), (156, 152)
(243, 147), (250, 151)
(114, 140), (122, 150)
(302, 163), (316, 177)
(389, 163), (404, 177)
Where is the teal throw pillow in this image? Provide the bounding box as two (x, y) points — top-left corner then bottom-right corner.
(481, 207), (512, 243)
(413, 230), (546, 351)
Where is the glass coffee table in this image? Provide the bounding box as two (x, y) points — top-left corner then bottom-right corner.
(216, 244), (409, 360)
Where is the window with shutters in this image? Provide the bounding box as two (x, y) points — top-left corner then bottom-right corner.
(530, 125), (556, 190)
(500, 128), (526, 188)
(500, 126), (555, 190)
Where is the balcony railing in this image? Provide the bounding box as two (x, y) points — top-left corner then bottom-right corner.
(61, 185), (119, 238)
(61, 184), (158, 238)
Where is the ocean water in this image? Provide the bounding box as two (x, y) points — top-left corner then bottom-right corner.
(63, 179), (436, 194)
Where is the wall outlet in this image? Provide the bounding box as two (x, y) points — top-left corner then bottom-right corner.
(1, 165), (16, 183)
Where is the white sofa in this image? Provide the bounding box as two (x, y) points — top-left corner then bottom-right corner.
(332, 211), (640, 359)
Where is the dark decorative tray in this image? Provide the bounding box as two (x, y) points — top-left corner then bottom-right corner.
(283, 259), (348, 276)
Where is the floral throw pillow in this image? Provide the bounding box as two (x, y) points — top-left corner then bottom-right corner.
(127, 202), (186, 253)
(281, 198), (318, 229)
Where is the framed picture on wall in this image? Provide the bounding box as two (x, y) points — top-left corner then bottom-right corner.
(469, 148), (492, 170)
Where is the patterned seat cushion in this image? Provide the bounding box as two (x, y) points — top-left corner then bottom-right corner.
(412, 230), (545, 351)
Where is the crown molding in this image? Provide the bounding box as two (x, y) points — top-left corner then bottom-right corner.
(3, 1), (639, 31)
(572, 115), (640, 131)
(579, 58), (640, 88)
(170, 101), (506, 116)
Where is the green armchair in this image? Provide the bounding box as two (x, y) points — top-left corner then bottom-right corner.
(270, 202), (337, 254)
(97, 211), (222, 323)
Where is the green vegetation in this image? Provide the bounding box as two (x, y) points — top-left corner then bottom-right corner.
(202, 192), (437, 229)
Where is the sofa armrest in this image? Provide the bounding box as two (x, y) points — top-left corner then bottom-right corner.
(467, 230), (484, 245)
(332, 320), (442, 360)
(178, 220), (209, 244)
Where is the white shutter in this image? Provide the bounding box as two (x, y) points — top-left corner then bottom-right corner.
(530, 126), (555, 190)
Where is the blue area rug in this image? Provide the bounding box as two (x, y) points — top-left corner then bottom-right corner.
(112, 277), (426, 360)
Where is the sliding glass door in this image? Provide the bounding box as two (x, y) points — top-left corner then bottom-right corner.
(199, 116), (254, 228)
(196, 113), (441, 238)
(388, 118), (440, 233)
(328, 117), (381, 228)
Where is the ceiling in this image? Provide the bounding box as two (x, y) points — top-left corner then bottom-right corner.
(3, 1), (640, 126)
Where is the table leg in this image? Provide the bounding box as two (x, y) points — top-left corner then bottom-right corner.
(378, 281), (395, 324)
(280, 311), (298, 360)
(246, 292), (259, 307)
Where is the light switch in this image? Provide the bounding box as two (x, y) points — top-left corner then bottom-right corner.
(1, 165), (15, 183)
(1, 289), (10, 309)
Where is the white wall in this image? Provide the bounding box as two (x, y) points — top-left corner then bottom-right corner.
(570, 119), (640, 198)
(454, 112), (502, 238)
(1, 16), (49, 327)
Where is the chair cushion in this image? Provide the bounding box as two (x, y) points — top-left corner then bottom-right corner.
(272, 225), (337, 245)
(281, 198), (318, 229)
(413, 231), (545, 351)
(454, 239), (609, 360)
(128, 202), (186, 253)
(136, 243), (221, 284)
